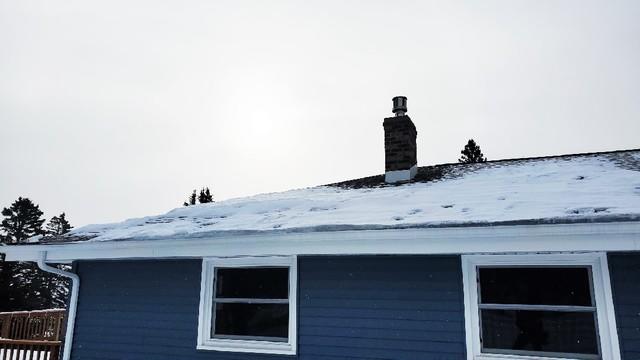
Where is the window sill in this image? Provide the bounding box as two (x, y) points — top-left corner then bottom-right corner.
(476, 353), (593, 360)
(197, 338), (296, 355)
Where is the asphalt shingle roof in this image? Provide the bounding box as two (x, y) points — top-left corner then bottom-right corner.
(40, 149), (640, 243)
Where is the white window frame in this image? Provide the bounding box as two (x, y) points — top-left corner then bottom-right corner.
(462, 253), (621, 360)
(197, 256), (297, 355)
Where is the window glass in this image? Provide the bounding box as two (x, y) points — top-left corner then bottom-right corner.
(479, 267), (592, 306)
(481, 310), (599, 356)
(213, 303), (289, 339)
(478, 266), (599, 359)
(215, 267), (289, 299)
(212, 266), (290, 341)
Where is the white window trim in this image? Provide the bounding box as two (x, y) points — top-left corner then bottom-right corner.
(462, 253), (622, 360)
(197, 256), (297, 355)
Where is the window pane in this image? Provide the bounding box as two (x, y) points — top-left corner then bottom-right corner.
(213, 303), (289, 339)
(216, 267), (288, 299)
(481, 309), (599, 357)
(479, 267), (592, 306)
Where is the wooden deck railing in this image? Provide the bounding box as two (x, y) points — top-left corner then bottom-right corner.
(0, 339), (61, 360)
(0, 309), (65, 360)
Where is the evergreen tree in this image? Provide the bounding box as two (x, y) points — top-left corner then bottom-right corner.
(198, 187), (214, 204)
(183, 190), (197, 206)
(0, 262), (70, 311)
(459, 139), (487, 164)
(0, 197), (70, 311)
(1, 197), (45, 244)
(46, 212), (73, 236)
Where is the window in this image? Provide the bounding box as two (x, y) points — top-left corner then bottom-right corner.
(197, 256), (297, 355)
(462, 254), (621, 360)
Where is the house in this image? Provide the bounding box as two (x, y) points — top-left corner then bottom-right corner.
(2, 97), (640, 360)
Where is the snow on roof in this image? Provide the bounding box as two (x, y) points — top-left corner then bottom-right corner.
(61, 150), (640, 242)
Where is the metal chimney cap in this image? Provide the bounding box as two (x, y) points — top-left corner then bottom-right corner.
(392, 96), (408, 116)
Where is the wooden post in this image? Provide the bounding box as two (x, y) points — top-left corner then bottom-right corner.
(0, 314), (10, 339)
(51, 343), (61, 360)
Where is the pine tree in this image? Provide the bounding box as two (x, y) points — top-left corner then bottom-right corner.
(46, 212), (73, 236)
(1, 197), (45, 244)
(198, 187), (214, 204)
(0, 262), (70, 311)
(183, 190), (197, 206)
(459, 139), (487, 164)
(0, 197), (70, 311)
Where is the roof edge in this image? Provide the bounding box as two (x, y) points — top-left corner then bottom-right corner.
(3, 221), (639, 262)
(31, 213), (640, 244)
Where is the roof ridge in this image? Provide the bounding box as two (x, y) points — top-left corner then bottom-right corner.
(430, 147), (640, 168)
(328, 148), (640, 187)
(327, 147), (640, 188)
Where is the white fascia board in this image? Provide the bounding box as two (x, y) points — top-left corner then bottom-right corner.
(2, 221), (640, 262)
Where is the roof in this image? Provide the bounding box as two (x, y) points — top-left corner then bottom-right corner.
(39, 148), (640, 244)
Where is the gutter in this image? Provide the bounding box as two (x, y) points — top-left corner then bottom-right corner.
(2, 221), (639, 262)
(37, 251), (79, 360)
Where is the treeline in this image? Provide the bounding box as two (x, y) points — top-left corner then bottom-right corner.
(183, 187), (214, 206)
(0, 197), (73, 311)
(1, 197), (72, 244)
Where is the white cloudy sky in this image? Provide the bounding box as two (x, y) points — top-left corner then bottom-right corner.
(1, 0), (639, 227)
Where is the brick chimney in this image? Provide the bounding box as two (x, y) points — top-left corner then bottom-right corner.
(384, 96), (417, 183)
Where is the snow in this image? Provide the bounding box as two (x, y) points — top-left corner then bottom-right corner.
(26, 235), (43, 243)
(70, 153), (640, 242)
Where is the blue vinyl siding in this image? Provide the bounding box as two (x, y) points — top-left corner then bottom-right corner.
(608, 253), (640, 360)
(298, 256), (465, 360)
(71, 256), (466, 360)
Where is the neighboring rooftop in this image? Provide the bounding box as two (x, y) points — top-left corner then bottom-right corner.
(39, 149), (640, 243)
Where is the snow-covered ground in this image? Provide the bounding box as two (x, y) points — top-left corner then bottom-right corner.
(70, 152), (640, 242)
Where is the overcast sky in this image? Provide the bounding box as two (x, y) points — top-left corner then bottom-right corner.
(1, 0), (639, 227)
